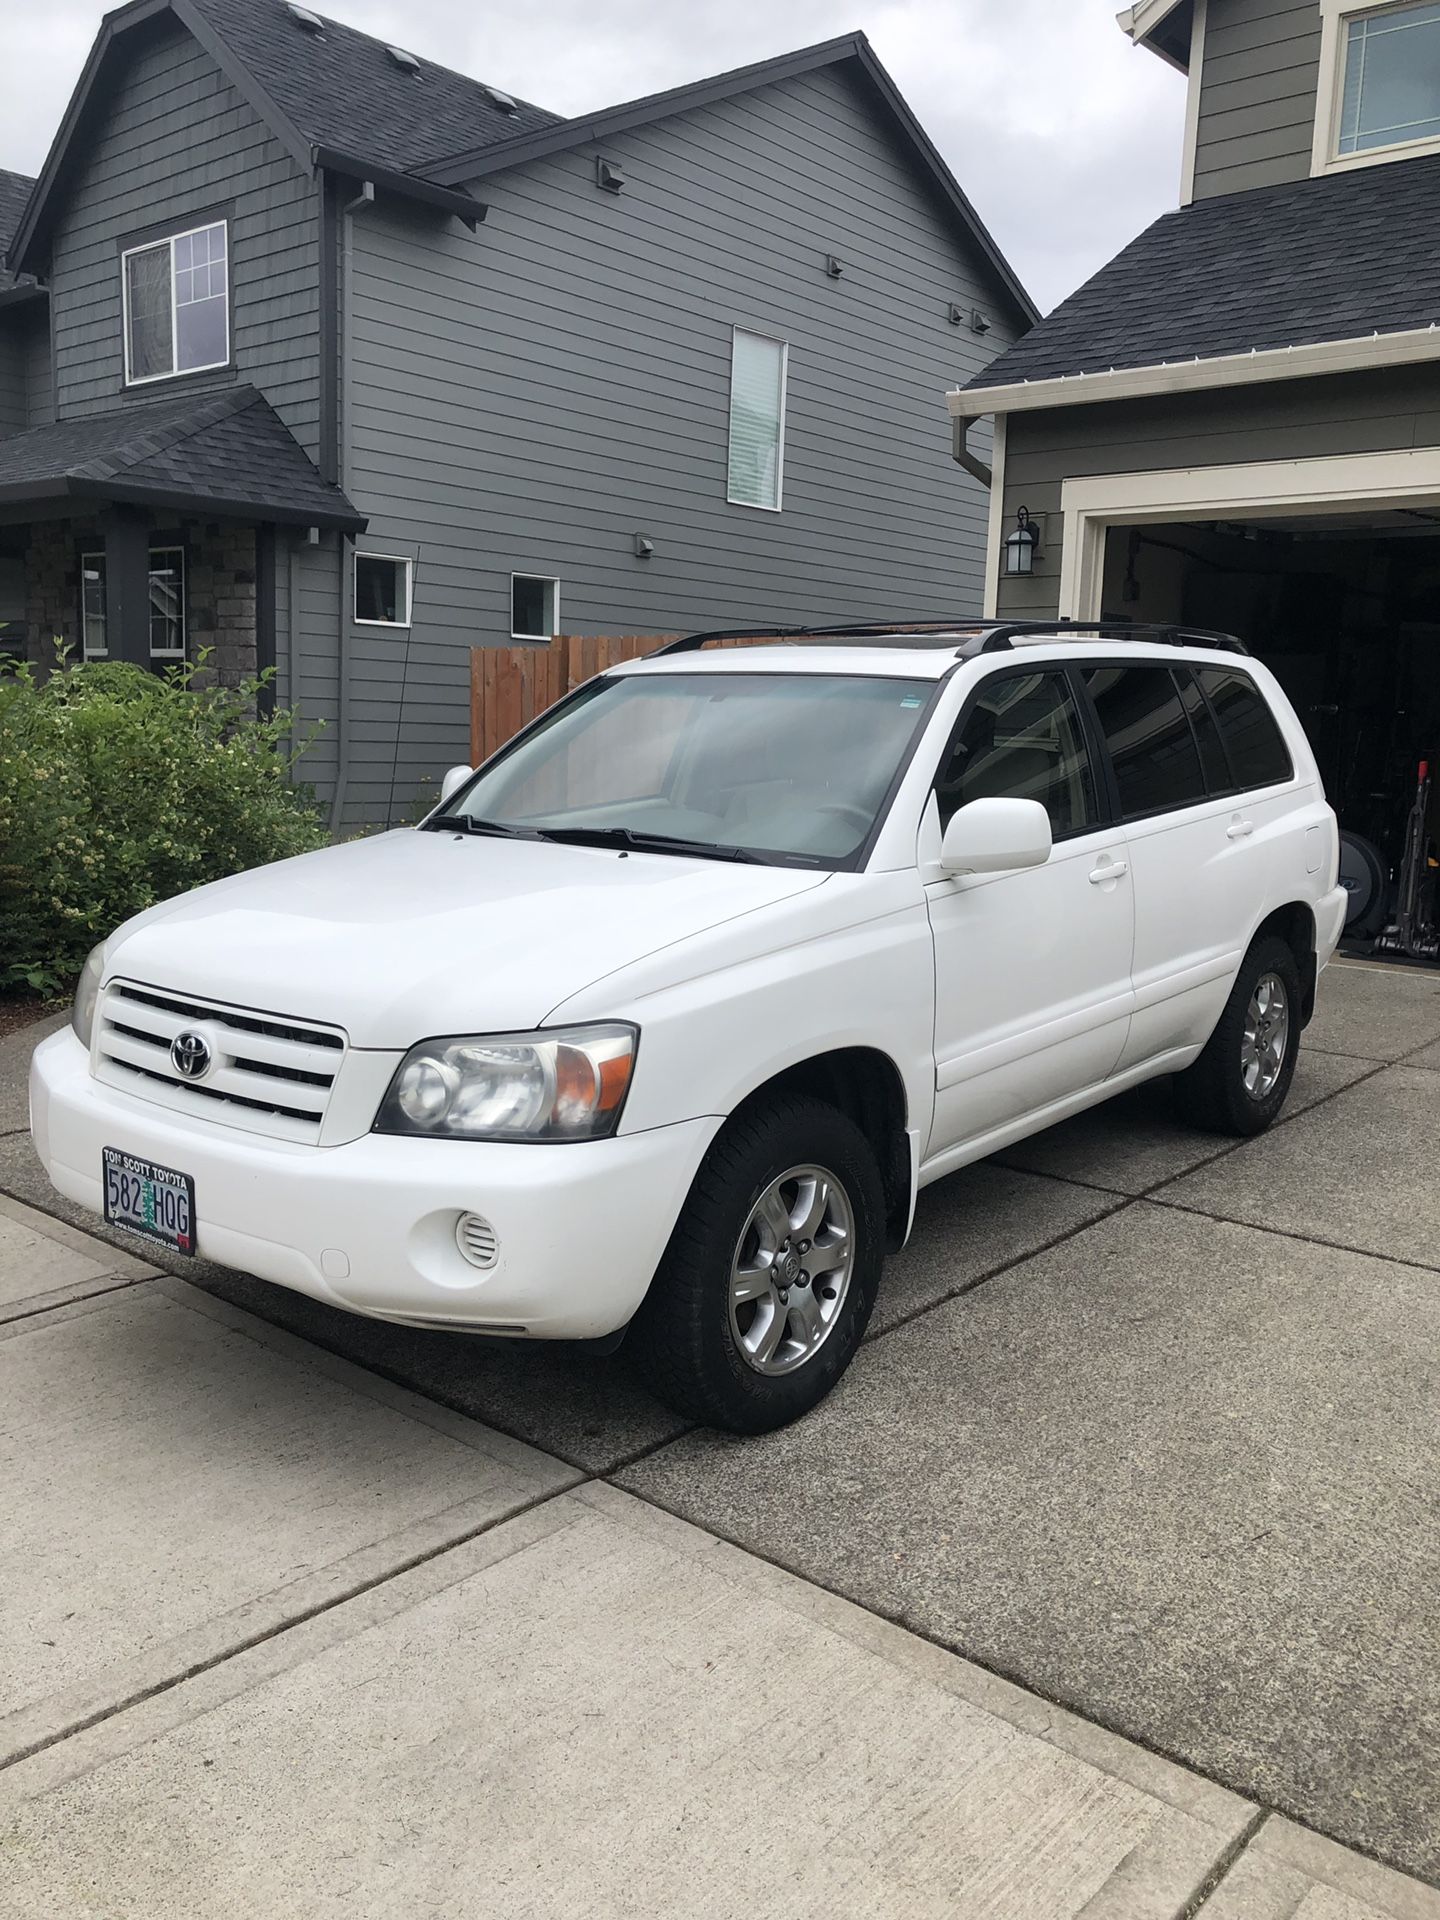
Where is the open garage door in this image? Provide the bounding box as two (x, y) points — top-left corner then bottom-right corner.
(1098, 512), (1439, 962)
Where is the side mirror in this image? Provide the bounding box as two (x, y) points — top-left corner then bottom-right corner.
(940, 797), (1052, 876)
(440, 765), (474, 806)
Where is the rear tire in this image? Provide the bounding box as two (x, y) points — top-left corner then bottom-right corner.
(629, 1095), (884, 1434)
(1173, 933), (1301, 1137)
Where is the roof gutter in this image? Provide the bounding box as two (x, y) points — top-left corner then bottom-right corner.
(948, 322), (1440, 421)
(0, 473), (366, 533)
(311, 148), (487, 228)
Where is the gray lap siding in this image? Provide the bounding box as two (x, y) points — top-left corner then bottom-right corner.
(994, 363), (1440, 619)
(46, 21), (320, 452)
(339, 62), (1018, 824)
(1193, 0), (1322, 200)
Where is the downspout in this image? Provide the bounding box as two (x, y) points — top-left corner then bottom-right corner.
(326, 176), (374, 836)
(951, 414), (993, 490)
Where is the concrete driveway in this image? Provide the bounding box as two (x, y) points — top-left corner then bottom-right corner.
(1, 960), (1437, 1914)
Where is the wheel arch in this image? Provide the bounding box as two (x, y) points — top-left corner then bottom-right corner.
(730, 1046), (914, 1251)
(1252, 901), (1319, 1026)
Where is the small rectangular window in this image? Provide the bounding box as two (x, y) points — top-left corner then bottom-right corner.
(123, 221), (229, 385)
(148, 548), (185, 657)
(1338, 1), (1440, 155)
(511, 574), (558, 641)
(1085, 665), (1208, 819)
(937, 670), (1097, 836)
(727, 329), (787, 511)
(81, 553), (107, 659)
(354, 552), (412, 626)
(79, 547), (187, 660)
(1198, 669), (1294, 790)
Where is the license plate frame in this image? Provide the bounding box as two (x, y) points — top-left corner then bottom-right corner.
(102, 1148), (196, 1255)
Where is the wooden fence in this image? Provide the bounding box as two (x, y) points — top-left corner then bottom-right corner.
(469, 634), (674, 766)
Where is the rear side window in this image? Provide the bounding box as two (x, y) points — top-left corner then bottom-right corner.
(1173, 668), (1230, 792)
(1084, 666), (1207, 819)
(1199, 669), (1293, 789)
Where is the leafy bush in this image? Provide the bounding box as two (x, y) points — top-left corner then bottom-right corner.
(0, 650), (328, 994)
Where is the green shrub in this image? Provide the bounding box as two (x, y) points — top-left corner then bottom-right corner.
(0, 649), (329, 994)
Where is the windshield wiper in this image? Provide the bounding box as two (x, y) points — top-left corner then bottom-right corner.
(425, 815), (538, 839)
(532, 825), (763, 864)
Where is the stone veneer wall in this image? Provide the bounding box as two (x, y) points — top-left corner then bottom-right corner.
(23, 516), (257, 684)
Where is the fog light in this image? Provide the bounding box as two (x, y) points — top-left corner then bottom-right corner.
(455, 1212), (499, 1269)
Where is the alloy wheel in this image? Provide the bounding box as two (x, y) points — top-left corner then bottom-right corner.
(728, 1165), (856, 1376)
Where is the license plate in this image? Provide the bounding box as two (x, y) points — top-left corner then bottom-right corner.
(102, 1149), (195, 1255)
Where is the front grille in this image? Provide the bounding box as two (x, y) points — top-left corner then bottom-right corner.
(95, 982), (346, 1143)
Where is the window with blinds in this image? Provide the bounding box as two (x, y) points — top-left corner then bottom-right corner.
(726, 329), (788, 511)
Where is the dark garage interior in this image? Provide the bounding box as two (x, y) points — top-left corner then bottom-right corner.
(1102, 513), (1440, 964)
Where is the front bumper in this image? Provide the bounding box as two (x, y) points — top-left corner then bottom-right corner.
(31, 1029), (718, 1339)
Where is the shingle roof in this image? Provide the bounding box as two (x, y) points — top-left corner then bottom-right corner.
(185, 0), (560, 177)
(964, 155), (1440, 393)
(0, 170), (37, 295)
(0, 385), (364, 529)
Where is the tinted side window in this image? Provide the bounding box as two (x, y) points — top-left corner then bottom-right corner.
(1084, 665), (1207, 819)
(1199, 670), (1293, 789)
(1173, 668), (1231, 792)
(936, 670), (1096, 836)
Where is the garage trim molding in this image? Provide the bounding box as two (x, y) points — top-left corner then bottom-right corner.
(948, 322), (1440, 422)
(1056, 445), (1440, 619)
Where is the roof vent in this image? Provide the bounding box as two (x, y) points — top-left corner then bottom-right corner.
(285, 3), (325, 32)
(483, 84), (520, 115)
(386, 44), (421, 73)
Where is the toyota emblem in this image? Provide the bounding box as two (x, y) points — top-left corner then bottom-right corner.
(170, 1030), (212, 1080)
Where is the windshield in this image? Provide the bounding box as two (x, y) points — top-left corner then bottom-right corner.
(434, 671), (935, 867)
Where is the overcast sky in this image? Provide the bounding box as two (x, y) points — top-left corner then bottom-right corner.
(0, 0), (1187, 315)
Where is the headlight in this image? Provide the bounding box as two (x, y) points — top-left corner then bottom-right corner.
(71, 944), (105, 1050)
(375, 1024), (638, 1141)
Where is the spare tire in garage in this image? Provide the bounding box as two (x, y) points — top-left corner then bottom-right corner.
(1338, 830), (1388, 937)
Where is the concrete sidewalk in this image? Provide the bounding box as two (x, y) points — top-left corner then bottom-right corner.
(1, 1192), (1437, 1918)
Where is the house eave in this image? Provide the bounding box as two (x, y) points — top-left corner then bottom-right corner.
(0, 474), (367, 534)
(311, 148), (486, 227)
(1116, 0), (1191, 72)
(948, 324), (1440, 421)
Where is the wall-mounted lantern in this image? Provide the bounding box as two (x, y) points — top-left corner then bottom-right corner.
(1004, 506), (1041, 577)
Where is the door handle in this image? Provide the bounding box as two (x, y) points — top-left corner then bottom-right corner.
(1227, 819), (1255, 840)
(1089, 860), (1128, 884)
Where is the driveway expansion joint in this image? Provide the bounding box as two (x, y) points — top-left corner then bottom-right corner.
(1177, 1811), (1270, 1918)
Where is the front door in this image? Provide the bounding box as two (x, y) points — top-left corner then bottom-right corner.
(925, 666), (1135, 1159)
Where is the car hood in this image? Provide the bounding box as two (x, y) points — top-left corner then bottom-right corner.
(105, 829), (831, 1048)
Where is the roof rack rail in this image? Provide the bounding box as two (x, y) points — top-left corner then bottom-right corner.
(978, 619), (1248, 656)
(653, 620), (989, 656)
(648, 617), (1249, 661)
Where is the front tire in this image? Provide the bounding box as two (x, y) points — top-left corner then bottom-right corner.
(1174, 933), (1301, 1137)
(629, 1095), (884, 1434)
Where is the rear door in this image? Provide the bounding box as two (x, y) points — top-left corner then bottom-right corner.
(1080, 660), (1292, 1072)
(925, 666), (1135, 1157)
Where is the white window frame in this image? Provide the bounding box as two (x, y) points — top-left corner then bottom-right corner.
(147, 546), (186, 659)
(80, 551), (108, 660)
(1313, 0), (1440, 175)
(510, 572), (560, 642)
(78, 546), (187, 660)
(121, 220), (231, 387)
(353, 550), (413, 628)
(726, 327), (789, 513)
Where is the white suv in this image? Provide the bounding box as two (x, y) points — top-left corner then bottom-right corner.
(33, 622), (1347, 1432)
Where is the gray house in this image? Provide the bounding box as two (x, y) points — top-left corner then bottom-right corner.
(0, 0), (1033, 825)
(950, 0), (1440, 909)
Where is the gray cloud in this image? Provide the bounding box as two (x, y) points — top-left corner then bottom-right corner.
(0, 0), (1187, 313)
